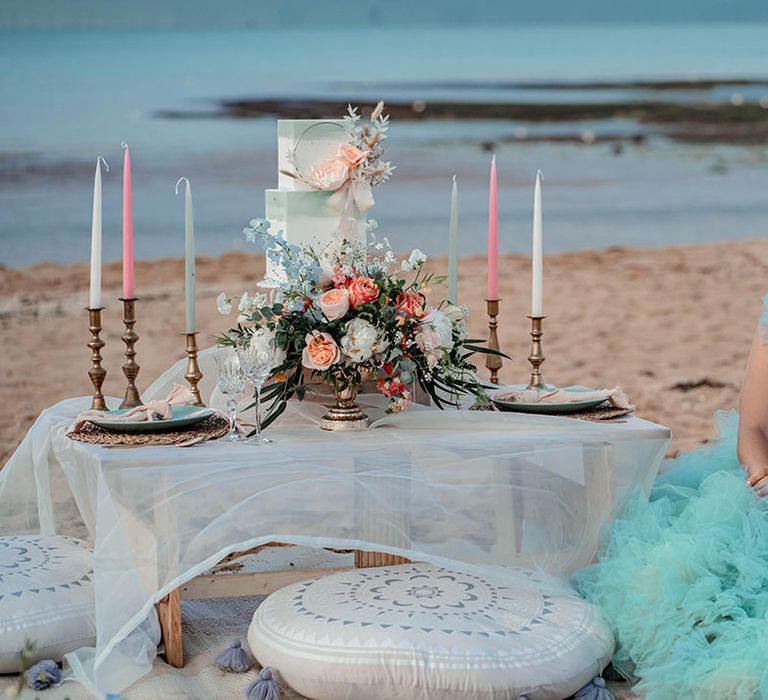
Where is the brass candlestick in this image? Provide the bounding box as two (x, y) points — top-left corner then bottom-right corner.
(527, 315), (546, 390)
(86, 307), (107, 410)
(119, 297), (142, 409)
(485, 299), (503, 385)
(183, 332), (205, 407)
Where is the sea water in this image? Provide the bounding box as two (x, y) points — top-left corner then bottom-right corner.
(0, 23), (767, 266)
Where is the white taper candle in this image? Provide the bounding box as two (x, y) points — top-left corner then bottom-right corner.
(89, 156), (107, 308)
(176, 177), (196, 333)
(447, 175), (459, 302)
(531, 170), (543, 317)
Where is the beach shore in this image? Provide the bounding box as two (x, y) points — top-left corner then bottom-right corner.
(2, 237), (765, 466)
(157, 85), (768, 145)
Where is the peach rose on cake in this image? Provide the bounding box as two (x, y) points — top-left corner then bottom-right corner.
(302, 332), (341, 371)
(307, 159), (350, 191)
(336, 144), (368, 168)
(347, 276), (380, 308)
(317, 287), (350, 321)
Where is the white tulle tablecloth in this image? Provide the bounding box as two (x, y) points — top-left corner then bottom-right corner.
(0, 350), (670, 694)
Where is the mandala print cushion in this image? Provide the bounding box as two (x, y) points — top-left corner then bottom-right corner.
(248, 563), (614, 700)
(0, 536), (96, 672)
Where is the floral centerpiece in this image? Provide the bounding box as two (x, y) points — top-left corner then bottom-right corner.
(217, 222), (499, 430)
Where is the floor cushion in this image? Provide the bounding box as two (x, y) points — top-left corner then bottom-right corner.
(248, 562), (614, 700)
(0, 535), (95, 673)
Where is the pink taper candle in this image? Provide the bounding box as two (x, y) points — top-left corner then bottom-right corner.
(487, 155), (499, 299)
(121, 141), (135, 299)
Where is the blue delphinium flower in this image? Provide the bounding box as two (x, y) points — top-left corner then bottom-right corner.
(244, 216), (323, 296)
(243, 218), (272, 245)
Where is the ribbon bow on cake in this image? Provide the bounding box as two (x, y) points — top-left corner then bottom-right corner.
(70, 384), (199, 432)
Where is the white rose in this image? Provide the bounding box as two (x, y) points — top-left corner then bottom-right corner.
(401, 248), (427, 271)
(443, 303), (468, 340)
(443, 303), (467, 323)
(217, 293), (232, 315)
(421, 309), (454, 349)
(340, 318), (386, 363)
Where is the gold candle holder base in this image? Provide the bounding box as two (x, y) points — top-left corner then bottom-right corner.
(485, 299), (503, 385)
(527, 315), (546, 390)
(86, 307), (107, 411)
(183, 332), (205, 407)
(119, 297), (142, 409)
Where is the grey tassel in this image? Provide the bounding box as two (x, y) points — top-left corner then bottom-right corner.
(214, 638), (252, 673)
(602, 663), (626, 682)
(244, 667), (280, 700)
(574, 676), (615, 700)
(25, 659), (62, 690)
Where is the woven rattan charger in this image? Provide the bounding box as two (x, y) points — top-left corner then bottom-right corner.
(67, 414), (230, 448)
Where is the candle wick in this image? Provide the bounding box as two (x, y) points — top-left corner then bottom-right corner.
(97, 156), (109, 172)
(452, 174), (457, 184)
(121, 141), (129, 150)
(175, 176), (190, 195)
(537, 169), (544, 180)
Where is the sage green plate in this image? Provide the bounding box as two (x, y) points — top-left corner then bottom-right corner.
(89, 405), (215, 433)
(491, 385), (608, 415)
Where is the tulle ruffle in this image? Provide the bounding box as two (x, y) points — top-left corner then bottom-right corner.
(575, 412), (768, 700)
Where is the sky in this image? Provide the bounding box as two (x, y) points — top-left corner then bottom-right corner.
(1, 0), (767, 30)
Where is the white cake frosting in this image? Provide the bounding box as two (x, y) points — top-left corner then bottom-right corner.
(265, 119), (366, 281)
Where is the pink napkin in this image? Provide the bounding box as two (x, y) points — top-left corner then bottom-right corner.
(493, 386), (632, 410)
(71, 384), (199, 431)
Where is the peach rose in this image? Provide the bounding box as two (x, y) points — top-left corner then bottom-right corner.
(318, 287), (350, 321)
(395, 291), (425, 319)
(336, 144), (368, 168)
(347, 276), (380, 309)
(307, 158), (349, 191)
(302, 332), (340, 371)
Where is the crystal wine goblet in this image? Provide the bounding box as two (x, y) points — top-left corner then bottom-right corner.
(236, 336), (276, 446)
(214, 351), (245, 442)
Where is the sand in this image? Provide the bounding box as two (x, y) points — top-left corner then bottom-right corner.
(2, 238), (766, 466)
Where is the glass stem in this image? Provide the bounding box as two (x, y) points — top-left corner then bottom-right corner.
(254, 385), (262, 438)
(227, 397), (237, 437)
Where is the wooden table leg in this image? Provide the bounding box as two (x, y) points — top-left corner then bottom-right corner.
(156, 587), (183, 668)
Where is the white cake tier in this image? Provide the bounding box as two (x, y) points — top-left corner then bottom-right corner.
(277, 119), (349, 191)
(264, 188), (365, 281)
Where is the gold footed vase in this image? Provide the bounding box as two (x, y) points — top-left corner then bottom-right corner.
(321, 381), (369, 431)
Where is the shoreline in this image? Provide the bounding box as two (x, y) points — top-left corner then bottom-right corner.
(2, 237), (766, 466)
(153, 86), (768, 145)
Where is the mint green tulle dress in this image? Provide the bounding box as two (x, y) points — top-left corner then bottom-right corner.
(574, 410), (768, 700)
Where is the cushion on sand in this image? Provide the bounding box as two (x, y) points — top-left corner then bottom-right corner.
(0, 535), (95, 672)
(248, 562), (614, 700)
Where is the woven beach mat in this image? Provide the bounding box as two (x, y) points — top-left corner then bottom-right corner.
(67, 414), (230, 448)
